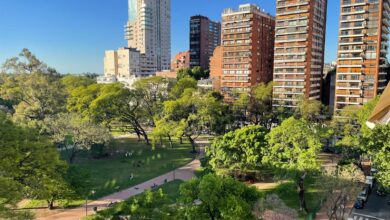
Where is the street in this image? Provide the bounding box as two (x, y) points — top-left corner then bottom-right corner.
(350, 186), (390, 220)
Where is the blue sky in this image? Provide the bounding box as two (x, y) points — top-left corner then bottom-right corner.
(0, 0), (340, 74)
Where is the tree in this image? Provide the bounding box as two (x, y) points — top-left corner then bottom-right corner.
(160, 89), (229, 152)
(179, 173), (260, 220)
(61, 74), (95, 94)
(88, 85), (154, 144)
(207, 125), (268, 177)
(232, 82), (274, 129)
(263, 117), (327, 212)
(318, 164), (364, 220)
(191, 66), (209, 80)
(332, 97), (379, 156)
(93, 189), (174, 220)
(169, 77), (197, 99)
(295, 98), (327, 122)
(363, 124), (390, 189)
(132, 76), (171, 124)
(0, 113), (68, 216)
(0, 72), (67, 129)
(1, 48), (55, 74)
(46, 113), (112, 163)
(177, 68), (192, 80)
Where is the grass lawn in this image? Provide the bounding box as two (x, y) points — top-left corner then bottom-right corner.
(23, 137), (193, 209)
(263, 176), (324, 219)
(73, 137), (194, 199)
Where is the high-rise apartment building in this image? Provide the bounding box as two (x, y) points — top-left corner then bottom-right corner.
(273, 0), (328, 108)
(100, 0), (171, 86)
(189, 15), (221, 69)
(124, 0), (171, 75)
(334, 0), (390, 112)
(220, 4), (275, 94)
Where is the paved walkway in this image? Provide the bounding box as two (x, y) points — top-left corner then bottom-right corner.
(37, 144), (207, 220)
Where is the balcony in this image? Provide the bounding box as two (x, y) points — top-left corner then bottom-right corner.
(276, 1), (309, 9)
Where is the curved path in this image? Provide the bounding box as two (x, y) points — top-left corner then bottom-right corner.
(38, 145), (206, 220)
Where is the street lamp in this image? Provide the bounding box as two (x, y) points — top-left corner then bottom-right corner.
(85, 190), (96, 217)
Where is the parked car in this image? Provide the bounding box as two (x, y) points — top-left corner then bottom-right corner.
(363, 185), (371, 194)
(376, 187), (387, 196)
(357, 191), (368, 202)
(354, 199), (364, 209)
(365, 176), (374, 188)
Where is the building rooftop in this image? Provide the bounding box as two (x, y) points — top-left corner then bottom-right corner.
(222, 4), (274, 19)
(367, 82), (390, 128)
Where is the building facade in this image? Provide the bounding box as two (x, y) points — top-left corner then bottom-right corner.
(334, 0), (390, 112)
(124, 0), (171, 75)
(220, 4), (275, 95)
(189, 15), (221, 69)
(171, 51), (190, 71)
(210, 46), (224, 91)
(273, 0), (328, 108)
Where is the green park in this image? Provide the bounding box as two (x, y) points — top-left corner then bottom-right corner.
(1, 50), (389, 220)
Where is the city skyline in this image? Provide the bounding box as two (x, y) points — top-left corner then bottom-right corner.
(1, 0), (339, 74)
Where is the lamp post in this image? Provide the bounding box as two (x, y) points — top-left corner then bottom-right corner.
(85, 190), (96, 217)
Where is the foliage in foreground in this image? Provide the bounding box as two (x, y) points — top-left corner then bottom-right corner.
(91, 174), (260, 220)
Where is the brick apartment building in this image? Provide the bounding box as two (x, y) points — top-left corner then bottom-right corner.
(219, 4), (275, 96)
(273, 0), (328, 108)
(334, 0), (390, 112)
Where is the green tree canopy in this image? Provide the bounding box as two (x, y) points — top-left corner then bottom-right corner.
(263, 117), (327, 212)
(207, 125), (268, 176)
(45, 113), (112, 163)
(232, 82), (274, 129)
(0, 113), (67, 217)
(179, 173), (260, 220)
(364, 124), (390, 189)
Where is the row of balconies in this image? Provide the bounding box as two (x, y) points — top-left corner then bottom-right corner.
(276, 0), (309, 9)
(341, 0), (366, 8)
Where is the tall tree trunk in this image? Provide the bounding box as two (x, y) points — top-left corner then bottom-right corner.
(134, 127), (141, 142)
(47, 198), (55, 210)
(167, 135), (173, 148)
(187, 136), (196, 153)
(179, 137), (183, 144)
(68, 147), (78, 164)
(298, 172), (308, 213)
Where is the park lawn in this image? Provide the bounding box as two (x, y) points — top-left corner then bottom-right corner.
(23, 137), (193, 209)
(263, 176), (324, 219)
(74, 137), (194, 199)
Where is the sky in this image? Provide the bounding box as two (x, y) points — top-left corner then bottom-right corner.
(0, 0), (340, 74)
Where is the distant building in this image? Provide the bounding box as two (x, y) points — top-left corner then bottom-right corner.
(197, 78), (213, 89)
(156, 70), (177, 79)
(273, 0), (328, 108)
(335, 0), (390, 112)
(125, 0), (171, 74)
(101, 0), (171, 87)
(171, 51), (190, 72)
(322, 63), (337, 113)
(98, 48), (141, 88)
(209, 46), (223, 91)
(220, 4), (275, 95)
(367, 82), (390, 128)
(189, 15), (221, 69)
